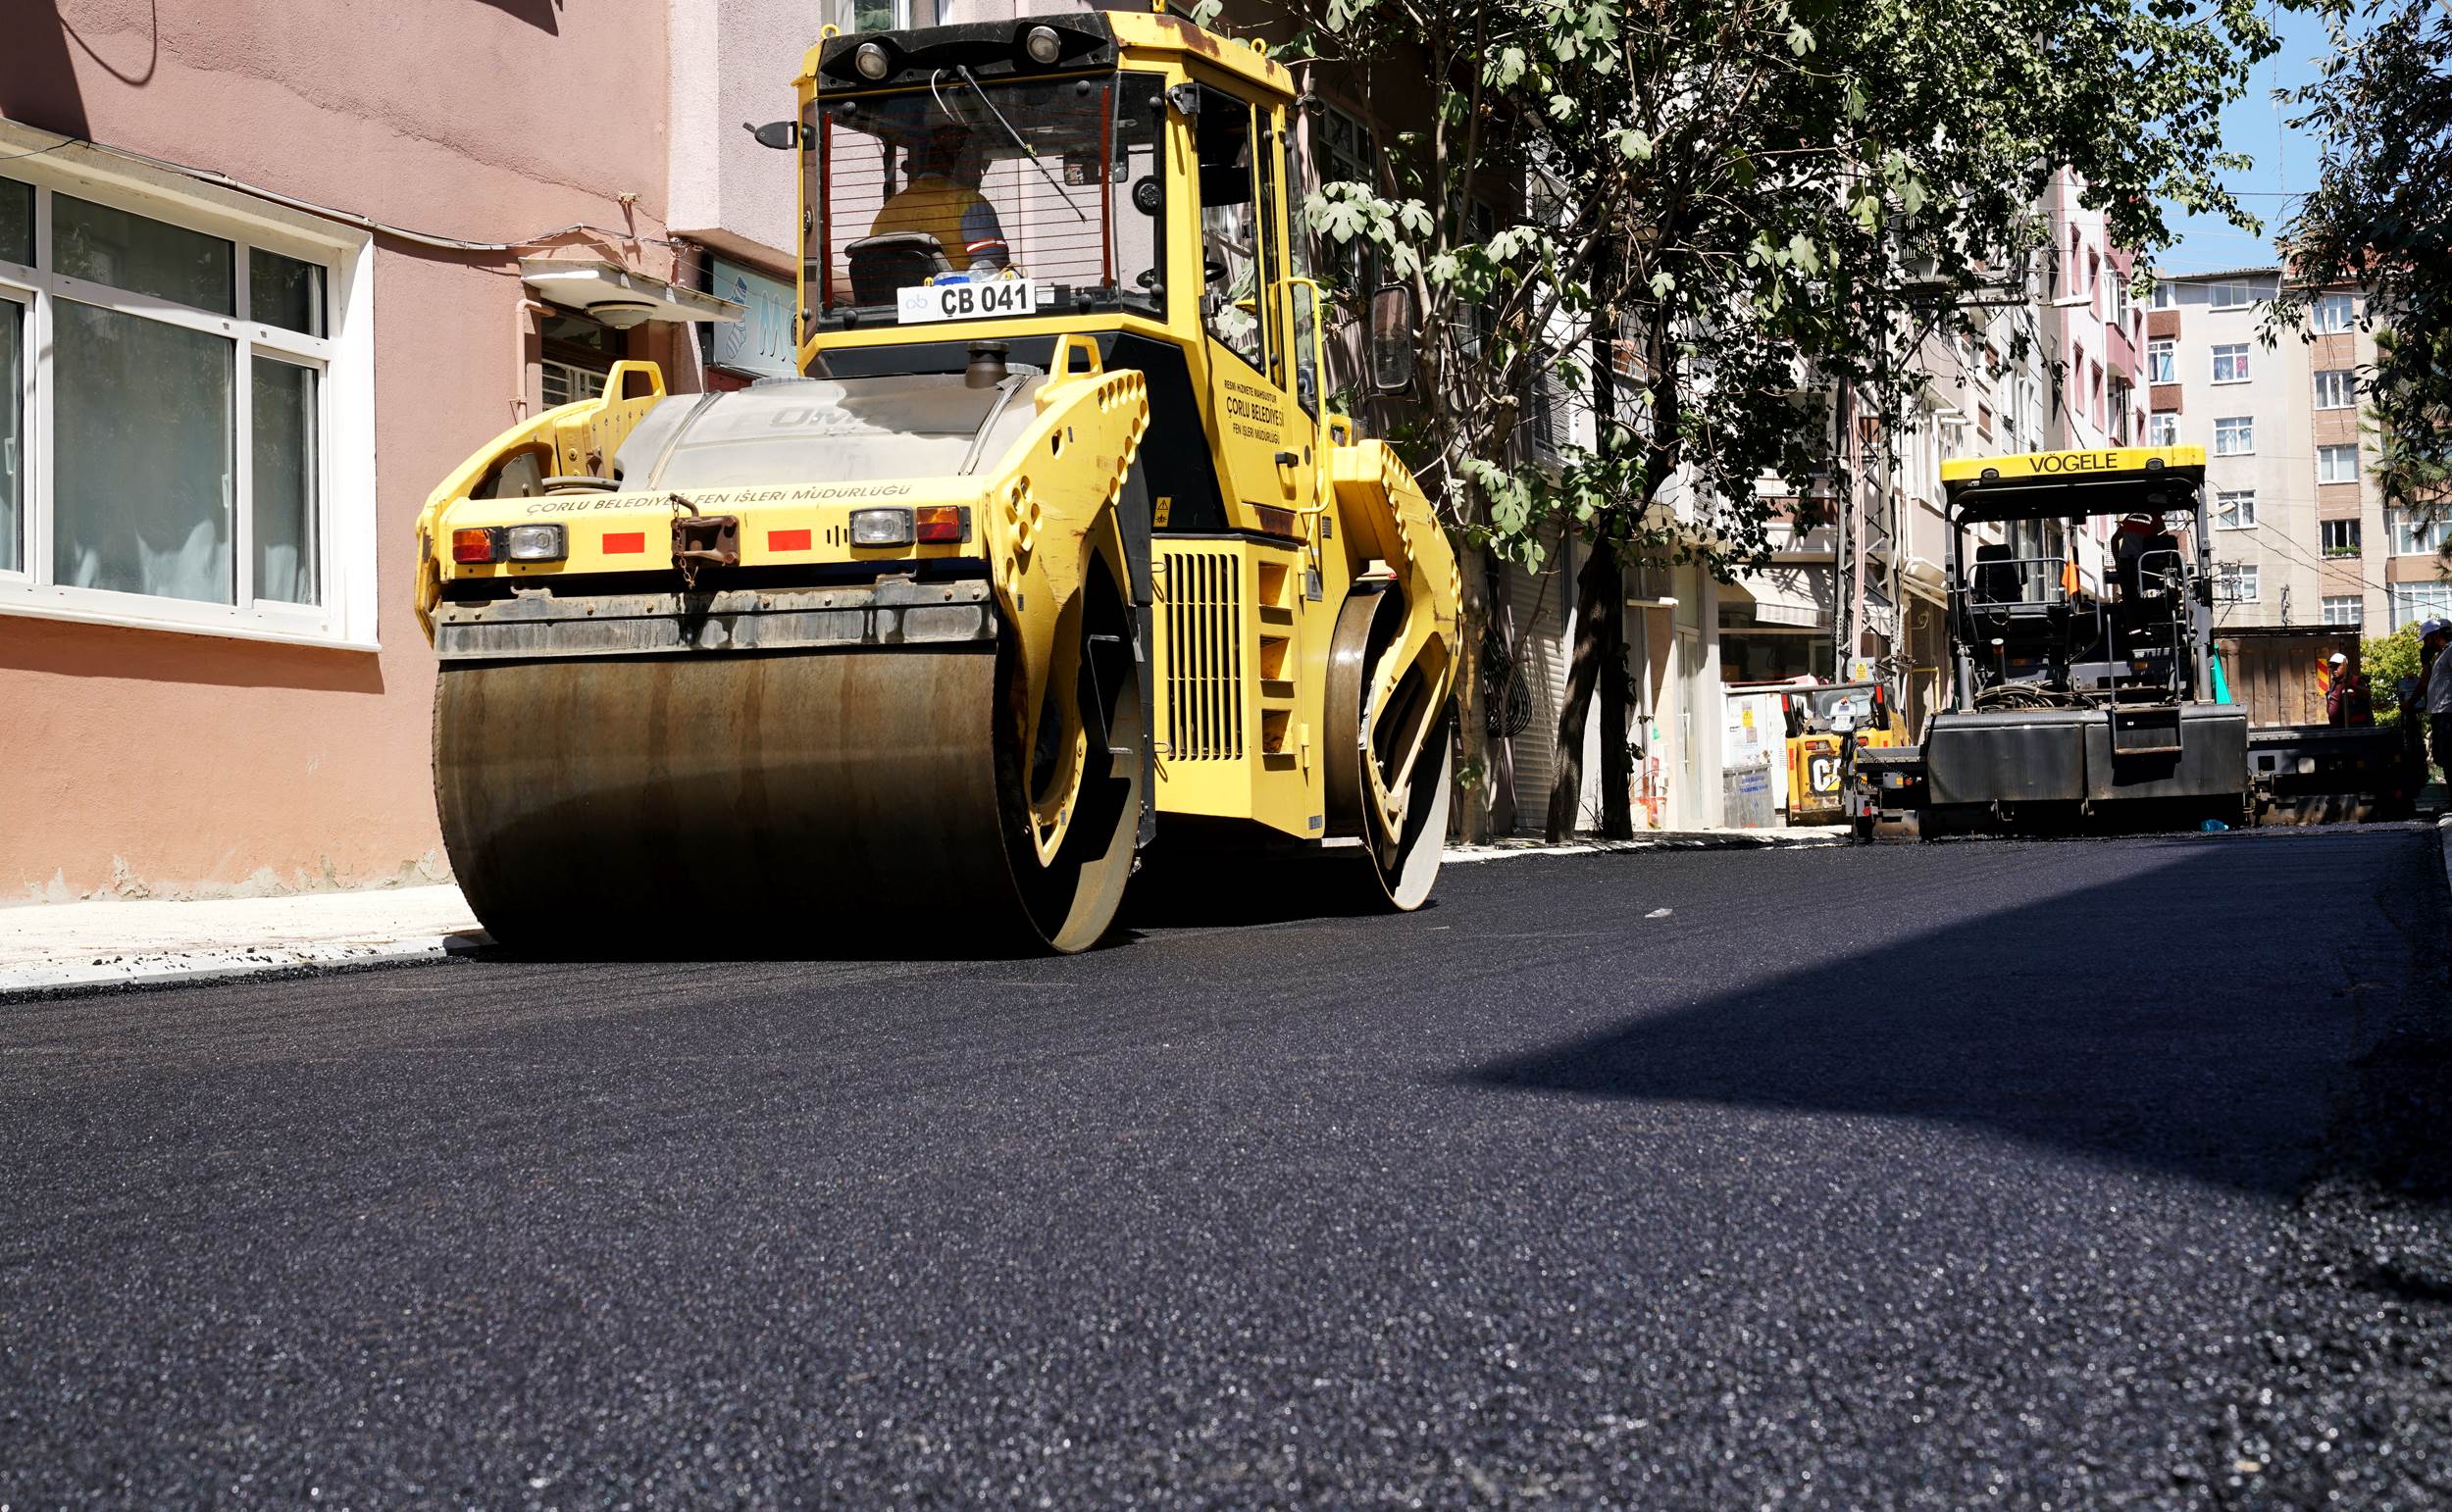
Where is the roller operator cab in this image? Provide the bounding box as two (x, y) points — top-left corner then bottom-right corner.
(413, 10), (1460, 952)
(1847, 445), (2252, 839)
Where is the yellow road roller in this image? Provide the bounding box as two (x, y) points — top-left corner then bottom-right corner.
(414, 9), (1458, 951)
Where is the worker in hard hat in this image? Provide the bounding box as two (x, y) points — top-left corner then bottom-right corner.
(872, 123), (1010, 274)
(2324, 648), (2374, 727)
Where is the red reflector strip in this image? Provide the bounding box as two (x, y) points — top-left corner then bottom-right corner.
(603, 531), (646, 554)
(768, 529), (813, 552)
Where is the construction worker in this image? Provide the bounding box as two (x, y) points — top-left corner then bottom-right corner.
(872, 124), (1009, 273)
(2413, 619), (2452, 781)
(2324, 649), (2374, 727)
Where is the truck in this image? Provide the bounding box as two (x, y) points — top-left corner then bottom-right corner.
(1848, 446), (2414, 839)
(413, 10), (1460, 951)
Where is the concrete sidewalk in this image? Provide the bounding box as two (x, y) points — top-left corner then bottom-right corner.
(0, 827), (1846, 998)
(0, 885), (485, 996)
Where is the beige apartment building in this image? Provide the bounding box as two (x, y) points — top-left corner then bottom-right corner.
(2146, 268), (2418, 632)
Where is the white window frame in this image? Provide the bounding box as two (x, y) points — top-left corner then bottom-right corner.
(2321, 594), (2364, 628)
(2215, 563), (2259, 603)
(2321, 518), (2361, 558)
(2392, 583), (2452, 630)
(2213, 488), (2257, 530)
(2148, 411), (2178, 447)
(2312, 292), (2357, 333)
(2145, 338), (2174, 384)
(2211, 343), (2250, 384)
(2314, 368), (2359, 411)
(0, 126), (377, 650)
(2318, 443), (2360, 484)
(2208, 281), (2253, 310)
(2150, 279), (2172, 309)
(2213, 416), (2254, 456)
(2391, 509), (2450, 559)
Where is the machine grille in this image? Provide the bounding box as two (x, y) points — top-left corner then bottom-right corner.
(1160, 549), (1244, 761)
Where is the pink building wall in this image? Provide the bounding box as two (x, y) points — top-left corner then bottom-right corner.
(1, 0), (687, 900)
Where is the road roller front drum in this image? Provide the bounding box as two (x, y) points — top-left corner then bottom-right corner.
(434, 563), (1146, 957)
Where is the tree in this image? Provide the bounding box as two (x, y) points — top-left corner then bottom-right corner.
(2273, 0), (2452, 514)
(2363, 621), (2423, 725)
(1289, 0), (2274, 837)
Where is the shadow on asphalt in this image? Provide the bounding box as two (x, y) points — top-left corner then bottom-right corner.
(1466, 830), (2452, 1201)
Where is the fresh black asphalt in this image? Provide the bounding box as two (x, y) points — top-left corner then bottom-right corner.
(4, 828), (2450, 1507)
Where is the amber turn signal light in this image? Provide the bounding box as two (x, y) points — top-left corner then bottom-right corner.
(915, 505), (966, 543)
(452, 527), (501, 564)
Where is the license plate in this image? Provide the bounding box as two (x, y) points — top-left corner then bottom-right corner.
(896, 279), (1039, 325)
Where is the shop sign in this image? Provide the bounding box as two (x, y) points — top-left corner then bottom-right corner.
(708, 257), (795, 380)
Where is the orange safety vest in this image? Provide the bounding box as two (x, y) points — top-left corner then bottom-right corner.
(871, 176), (1008, 271)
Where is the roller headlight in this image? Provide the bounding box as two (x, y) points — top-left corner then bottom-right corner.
(854, 42), (891, 79)
(1023, 25), (1062, 65)
(849, 507), (915, 546)
(504, 523), (568, 562)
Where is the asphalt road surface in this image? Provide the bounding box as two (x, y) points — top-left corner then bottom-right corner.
(6, 828), (2451, 1508)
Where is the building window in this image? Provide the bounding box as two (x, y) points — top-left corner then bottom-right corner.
(2151, 279), (2173, 309)
(830, 0), (938, 30)
(540, 361), (606, 410)
(2146, 338), (2175, 383)
(2214, 563), (2259, 603)
(2214, 416), (2255, 456)
(2318, 442), (2361, 484)
(2312, 292), (2358, 333)
(2111, 276), (2131, 326)
(2214, 489), (2258, 530)
(536, 309), (621, 410)
(2391, 508), (2450, 558)
(0, 161), (372, 645)
(1976, 402), (1993, 440)
(2211, 343), (2250, 383)
(2322, 518), (2362, 558)
(2314, 368), (2359, 410)
(2322, 594), (2365, 628)
(2208, 281), (2254, 310)
(2148, 411), (2179, 446)
(1315, 105), (1381, 297)
(2391, 583), (2452, 630)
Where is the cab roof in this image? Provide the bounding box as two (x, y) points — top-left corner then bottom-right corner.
(802, 10), (1293, 97)
(1942, 446), (2209, 523)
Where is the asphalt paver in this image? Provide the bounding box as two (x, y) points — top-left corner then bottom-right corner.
(4, 827), (2449, 1507)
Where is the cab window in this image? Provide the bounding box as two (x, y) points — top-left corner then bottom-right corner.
(1195, 87), (1265, 373)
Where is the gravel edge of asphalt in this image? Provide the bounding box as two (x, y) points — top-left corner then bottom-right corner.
(0, 937), (480, 1004)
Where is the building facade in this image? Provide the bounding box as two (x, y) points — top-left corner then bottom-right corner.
(2147, 267), (2400, 631)
(0, 1), (845, 902)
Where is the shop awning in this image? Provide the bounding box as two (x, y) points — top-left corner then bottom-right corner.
(521, 258), (743, 328)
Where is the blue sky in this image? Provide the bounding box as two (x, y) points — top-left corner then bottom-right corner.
(2152, 2), (2334, 274)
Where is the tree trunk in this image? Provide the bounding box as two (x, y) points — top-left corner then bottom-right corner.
(1453, 549), (1490, 844)
(1596, 549), (1633, 839)
(1546, 536), (1629, 840)
(1545, 303), (1635, 841)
